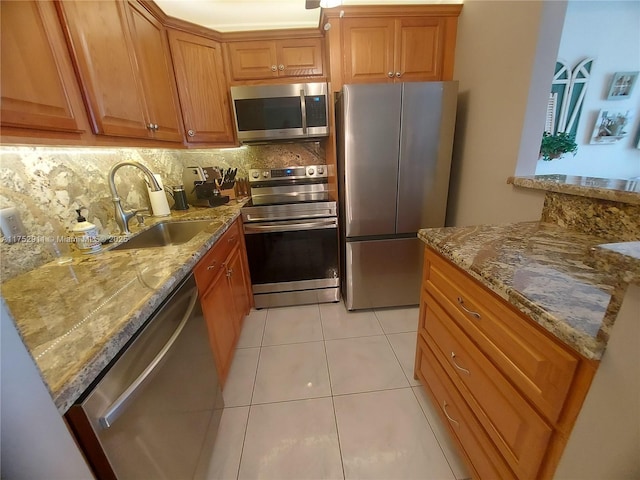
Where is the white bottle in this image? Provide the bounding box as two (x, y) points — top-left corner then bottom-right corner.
(72, 208), (101, 253)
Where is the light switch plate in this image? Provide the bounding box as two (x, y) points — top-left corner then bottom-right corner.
(0, 207), (26, 244)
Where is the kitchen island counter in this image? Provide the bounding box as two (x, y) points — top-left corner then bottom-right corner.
(1, 201), (247, 413)
(418, 221), (636, 361)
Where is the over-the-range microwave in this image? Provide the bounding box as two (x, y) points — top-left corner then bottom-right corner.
(230, 82), (329, 143)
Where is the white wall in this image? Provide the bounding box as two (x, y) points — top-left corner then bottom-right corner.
(447, 0), (565, 226)
(535, 0), (640, 179)
(0, 299), (94, 479)
(554, 284), (640, 479)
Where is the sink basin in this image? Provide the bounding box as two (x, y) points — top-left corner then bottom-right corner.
(111, 220), (215, 250)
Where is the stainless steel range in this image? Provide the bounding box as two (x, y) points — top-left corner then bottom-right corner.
(241, 165), (339, 308)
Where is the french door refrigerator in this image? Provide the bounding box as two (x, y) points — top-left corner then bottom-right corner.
(336, 82), (458, 310)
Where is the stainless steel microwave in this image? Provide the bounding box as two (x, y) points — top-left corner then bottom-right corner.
(230, 83), (329, 143)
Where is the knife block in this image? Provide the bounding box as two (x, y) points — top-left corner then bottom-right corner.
(219, 187), (236, 200)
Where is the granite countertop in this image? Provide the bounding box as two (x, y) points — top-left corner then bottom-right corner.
(418, 221), (635, 361)
(508, 174), (640, 205)
(1, 200), (247, 413)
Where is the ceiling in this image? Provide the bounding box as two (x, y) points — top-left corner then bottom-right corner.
(154, 0), (462, 32)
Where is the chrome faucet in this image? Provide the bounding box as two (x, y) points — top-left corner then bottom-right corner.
(108, 161), (162, 235)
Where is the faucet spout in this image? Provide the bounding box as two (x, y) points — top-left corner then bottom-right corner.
(108, 161), (162, 235)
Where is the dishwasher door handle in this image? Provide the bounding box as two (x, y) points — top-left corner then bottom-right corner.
(98, 287), (199, 429)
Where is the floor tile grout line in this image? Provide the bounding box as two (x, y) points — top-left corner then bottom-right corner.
(233, 404), (252, 480)
(235, 307), (269, 478)
(409, 385), (460, 480)
(384, 330), (419, 387)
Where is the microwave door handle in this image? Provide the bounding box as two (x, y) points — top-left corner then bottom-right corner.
(300, 89), (307, 134)
(98, 287), (198, 429)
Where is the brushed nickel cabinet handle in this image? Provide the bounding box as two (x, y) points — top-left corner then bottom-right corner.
(442, 401), (460, 428)
(450, 352), (470, 375)
(457, 297), (481, 319)
(206, 261), (217, 270)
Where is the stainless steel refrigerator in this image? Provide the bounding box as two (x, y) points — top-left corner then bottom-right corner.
(336, 82), (458, 310)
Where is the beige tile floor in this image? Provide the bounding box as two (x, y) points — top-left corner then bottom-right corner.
(194, 301), (470, 480)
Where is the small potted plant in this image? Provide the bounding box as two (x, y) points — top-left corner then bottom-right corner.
(539, 131), (578, 161)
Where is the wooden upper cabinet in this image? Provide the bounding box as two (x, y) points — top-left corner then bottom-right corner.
(342, 18), (395, 83)
(342, 16), (451, 84)
(227, 38), (323, 81)
(0, 0), (83, 133)
(57, 0), (182, 142)
(125, 1), (182, 142)
(167, 29), (235, 144)
(276, 38), (324, 77)
(395, 17), (445, 81)
(227, 41), (279, 80)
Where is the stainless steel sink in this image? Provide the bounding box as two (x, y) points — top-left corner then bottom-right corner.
(111, 220), (215, 250)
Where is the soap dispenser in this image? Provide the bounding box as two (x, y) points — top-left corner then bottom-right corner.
(72, 207), (101, 253)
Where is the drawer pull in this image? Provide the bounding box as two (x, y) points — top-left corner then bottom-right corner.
(442, 401), (460, 428)
(206, 261), (217, 270)
(227, 236), (236, 243)
(457, 297), (481, 319)
(450, 352), (470, 375)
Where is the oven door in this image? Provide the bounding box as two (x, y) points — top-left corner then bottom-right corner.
(243, 218), (339, 292)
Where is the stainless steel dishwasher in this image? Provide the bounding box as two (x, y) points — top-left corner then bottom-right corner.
(66, 273), (223, 480)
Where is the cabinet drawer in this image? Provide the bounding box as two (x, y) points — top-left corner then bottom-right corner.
(422, 291), (552, 479)
(423, 248), (579, 423)
(194, 220), (241, 291)
(416, 337), (516, 480)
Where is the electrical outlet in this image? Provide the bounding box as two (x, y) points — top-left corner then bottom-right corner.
(0, 207), (26, 244)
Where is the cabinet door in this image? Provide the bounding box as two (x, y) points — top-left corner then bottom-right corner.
(227, 41), (279, 80)
(227, 246), (251, 331)
(201, 269), (238, 386)
(1, 1), (82, 133)
(342, 18), (395, 84)
(126, 1), (182, 142)
(57, 0), (149, 138)
(276, 38), (324, 77)
(168, 30), (235, 144)
(395, 17), (445, 82)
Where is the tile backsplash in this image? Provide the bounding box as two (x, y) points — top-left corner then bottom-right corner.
(0, 142), (325, 280)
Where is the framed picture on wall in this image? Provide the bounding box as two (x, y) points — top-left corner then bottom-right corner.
(606, 71), (639, 100)
(590, 109), (633, 144)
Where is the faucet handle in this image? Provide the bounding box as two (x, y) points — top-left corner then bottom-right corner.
(134, 209), (151, 226)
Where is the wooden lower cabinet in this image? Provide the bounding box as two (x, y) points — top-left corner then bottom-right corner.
(194, 219), (252, 385)
(415, 247), (597, 479)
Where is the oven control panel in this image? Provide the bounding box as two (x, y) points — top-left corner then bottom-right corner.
(249, 165), (327, 183)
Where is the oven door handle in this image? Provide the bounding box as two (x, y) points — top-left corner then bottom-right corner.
(244, 218), (337, 234)
(98, 287), (199, 429)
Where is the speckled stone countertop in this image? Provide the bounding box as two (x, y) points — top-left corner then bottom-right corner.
(1, 200), (247, 413)
(418, 222), (634, 361)
(508, 174), (640, 205)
